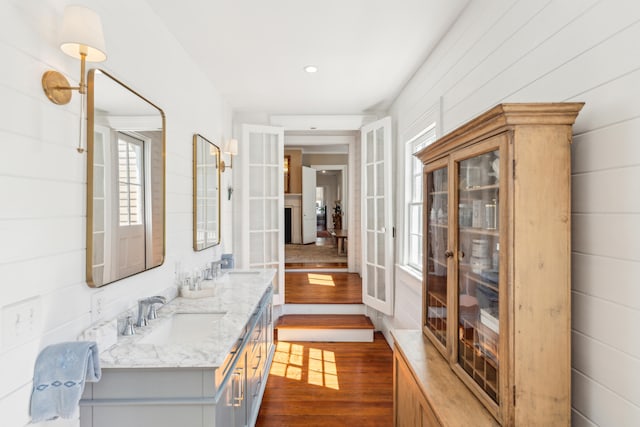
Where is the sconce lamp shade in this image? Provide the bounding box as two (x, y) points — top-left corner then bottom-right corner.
(220, 138), (238, 172)
(226, 138), (239, 156)
(59, 5), (107, 62)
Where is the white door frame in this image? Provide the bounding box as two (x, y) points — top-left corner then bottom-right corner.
(301, 166), (317, 244)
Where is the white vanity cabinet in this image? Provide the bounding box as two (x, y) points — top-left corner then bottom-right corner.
(80, 283), (274, 427)
(216, 290), (272, 427)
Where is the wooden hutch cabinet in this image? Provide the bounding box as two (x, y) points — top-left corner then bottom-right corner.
(400, 103), (583, 426)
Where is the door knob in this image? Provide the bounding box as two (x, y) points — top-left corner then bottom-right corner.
(444, 250), (454, 258)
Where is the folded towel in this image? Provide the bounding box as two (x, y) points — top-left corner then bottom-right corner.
(30, 341), (101, 422)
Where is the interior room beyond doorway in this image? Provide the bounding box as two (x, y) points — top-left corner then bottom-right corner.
(283, 137), (350, 270)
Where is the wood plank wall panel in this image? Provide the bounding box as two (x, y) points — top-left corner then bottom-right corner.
(389, 1), (640, 425)
(0, 1), (233, 425)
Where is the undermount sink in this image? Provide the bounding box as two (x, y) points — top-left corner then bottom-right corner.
(139, 312), (227, 345)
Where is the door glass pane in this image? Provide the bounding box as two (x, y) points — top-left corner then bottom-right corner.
(376, 267), (386, 301)
(376, 233), (385, 266)
(457, 150), (500, 403)
(375, 127), (384, 161)
(367, 231), (375, 264)
(367, 165), (374, 197)
(249, 132), (264, 163)
(366, 131), (374, 163)
(376, 198), (384, 230)
(425, 166), (448, 347)
(265, 165), (277, 197)
(267, 199), (278, 230)
(267, 231), (278, 263)
(366, 199), (374, 230)
(250, 166), (263, 197)
(376, 163), (384, 196)
(265, 134), (277, 164)
(249, 232), (264, 265)
(250, 200), (264, 230)
(367, 265), (375, 297)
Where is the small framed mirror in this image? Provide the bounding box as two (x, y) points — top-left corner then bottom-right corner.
(86, 69), (166, 287)
(193, 134), (221, 250)
(284, 155), (291, 193)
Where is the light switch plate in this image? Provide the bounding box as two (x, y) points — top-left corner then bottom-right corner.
(2, 296), (42, 349)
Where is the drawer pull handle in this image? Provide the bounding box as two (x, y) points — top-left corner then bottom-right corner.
(232, 368), (244, 406)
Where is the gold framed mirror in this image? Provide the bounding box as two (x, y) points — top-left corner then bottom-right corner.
(86, 69), (166, 287)
(193, 134), (221, 250)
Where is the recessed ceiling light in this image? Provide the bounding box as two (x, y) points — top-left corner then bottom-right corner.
(303, 65), (318, 73)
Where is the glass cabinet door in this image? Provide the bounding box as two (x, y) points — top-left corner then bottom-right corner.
(456, 149), (501, 402)
(424, 165), (449, 348)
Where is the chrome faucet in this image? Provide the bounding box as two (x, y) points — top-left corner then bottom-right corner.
(136, 296), (167, 327)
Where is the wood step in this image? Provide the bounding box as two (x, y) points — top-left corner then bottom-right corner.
(278, 303), (366, 316)
(275, 315), (374, 342)
(277, 314), (374, 329)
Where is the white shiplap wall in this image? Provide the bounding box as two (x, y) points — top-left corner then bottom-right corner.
(389, 0), (640, 426)
(0, 1), (233, 426)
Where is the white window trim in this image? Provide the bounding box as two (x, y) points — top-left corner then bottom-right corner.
(403, 123), (437, 275)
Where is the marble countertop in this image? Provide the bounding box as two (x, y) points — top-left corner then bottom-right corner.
(99, 269), (276, 369)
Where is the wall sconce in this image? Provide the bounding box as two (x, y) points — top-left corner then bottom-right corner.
(41, 6), (107, 153)
(42, 6), (107, 104)
(220, 138), (238, 172)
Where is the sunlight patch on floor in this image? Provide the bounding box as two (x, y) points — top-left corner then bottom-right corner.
(307, 273), (336, 287)
(269, 341), (340, 390)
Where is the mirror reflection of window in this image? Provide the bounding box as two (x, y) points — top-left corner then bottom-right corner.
(117, 133), (144, 226)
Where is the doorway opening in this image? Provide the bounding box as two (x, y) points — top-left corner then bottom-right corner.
(283, 141), (350, 272)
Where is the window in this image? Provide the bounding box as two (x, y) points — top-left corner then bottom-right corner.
(117, 132), (144, 226)
(405, 124), (437, 273)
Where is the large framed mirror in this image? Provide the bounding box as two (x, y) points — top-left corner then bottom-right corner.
(193, 134), (221, 250)
(86, 69), (165, 287)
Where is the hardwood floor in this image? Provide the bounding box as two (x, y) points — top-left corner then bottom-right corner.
(256, 332), (393, 427)
(285, 272), (362, 304)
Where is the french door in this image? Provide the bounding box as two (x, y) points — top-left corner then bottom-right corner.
(361, 117), (394, 315)
(239, 124), (285, 304)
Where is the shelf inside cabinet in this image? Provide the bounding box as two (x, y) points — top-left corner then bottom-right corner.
(429, 222), (449, 229)
(462, 269), (499, 293)
(429, 190), (449, 196)
(459, 227), (498, 237)
(428, 256), (447, 269)
(460, 184), (499, 192)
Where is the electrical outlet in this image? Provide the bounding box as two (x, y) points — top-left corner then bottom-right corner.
(2, 296), (42, 349)
(91, 290), (106, 323)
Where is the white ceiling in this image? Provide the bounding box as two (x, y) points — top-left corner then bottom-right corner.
(146, 0), (469, 116)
